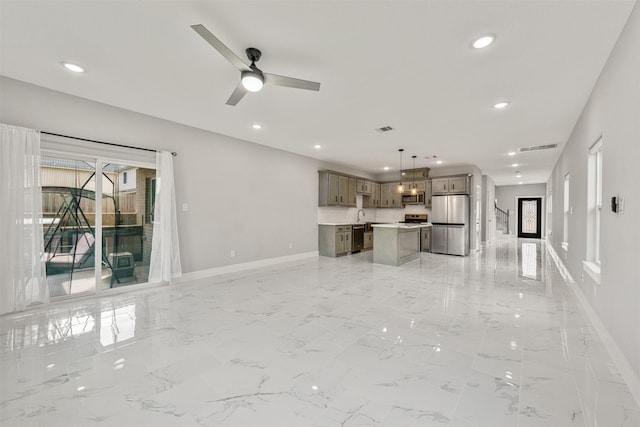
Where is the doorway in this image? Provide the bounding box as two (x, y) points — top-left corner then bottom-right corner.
(517, 197), (542, 238)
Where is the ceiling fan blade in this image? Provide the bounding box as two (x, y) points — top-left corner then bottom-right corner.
(264, 73), (321, 91)
(226, 81), (248, 106)
(191, 24), (251, 72)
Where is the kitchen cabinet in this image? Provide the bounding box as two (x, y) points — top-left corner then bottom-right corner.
(380, 183), (403, 208)
(356, 180), (372, 195)
(421, 226), (431, 252)
(425, 179), (432, 208)
(348, 178), (357, 207)
(318, 224), (352, 257)
(364, 231), (373, 250)
(431, 175), (470, 195)
(381, 183), (403, 208)
(402, 180), (426, 193)
(363, 182), (381, 208)
(318, 171), (353, 206)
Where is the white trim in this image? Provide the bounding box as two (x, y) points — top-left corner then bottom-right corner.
(582, 260), (601, 284)
(547, 244), (640, 409)
(174, 251), (319, 283)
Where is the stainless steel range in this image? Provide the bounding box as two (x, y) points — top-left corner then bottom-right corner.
(400, 214), (431, 252)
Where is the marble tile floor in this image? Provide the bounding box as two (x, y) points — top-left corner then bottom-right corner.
(1, 238), (638, 426)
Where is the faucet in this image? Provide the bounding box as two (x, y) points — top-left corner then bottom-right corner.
(356, 209), (366, 223)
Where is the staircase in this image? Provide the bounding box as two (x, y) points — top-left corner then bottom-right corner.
(495, 206), (510, 234)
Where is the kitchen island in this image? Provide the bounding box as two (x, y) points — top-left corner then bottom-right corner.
(372, 223), (431, 266)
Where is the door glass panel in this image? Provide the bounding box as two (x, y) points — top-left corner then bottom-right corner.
(522, 200), (538, 234)
(100, 163), (155, 289)
(41, 156), (97, 297)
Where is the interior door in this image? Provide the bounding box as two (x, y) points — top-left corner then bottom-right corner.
(518, 197), (542, 238)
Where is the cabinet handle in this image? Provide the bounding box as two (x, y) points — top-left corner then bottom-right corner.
(335, 196), (338, 202)
(340, 196), (343, 202)
(452, 184), (455, 190)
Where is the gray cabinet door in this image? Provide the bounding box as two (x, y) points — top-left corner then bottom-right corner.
(449, 176), (468, 194)
(328, 173), (340, 205)
(432, 178), (448, 194)
(338, 175), (349, 205)
(380, 184), (391, 207)
(425, 180), (432, 208)
(348, 178), (357, 206)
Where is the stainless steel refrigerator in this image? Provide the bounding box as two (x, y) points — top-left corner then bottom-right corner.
(431, 195), (469, 256)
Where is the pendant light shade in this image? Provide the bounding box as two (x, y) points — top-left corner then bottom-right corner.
(397, 149), (404, 193)
(411, 155), (417, 195)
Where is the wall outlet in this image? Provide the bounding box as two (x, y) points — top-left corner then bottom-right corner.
(182, 203), (189, 212)
(230, 250), (235, 258)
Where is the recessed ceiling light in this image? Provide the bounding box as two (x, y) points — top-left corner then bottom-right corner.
(472, 34), (496, 49)
(493, 101), (510, 109)
(511, 163), (519, 167)
(518, 181), (523, 185)
(516, 174), (522, 178)
(436, 160), (443, 164)
(508, 151), (516, 156)
(62, 62), (85, 73)
(313, 144), (322, 149)
(252, 123), (262, 129)
(383, 166), (390, 171)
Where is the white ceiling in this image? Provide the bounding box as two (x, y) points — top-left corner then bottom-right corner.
(0, 1), (635, 185)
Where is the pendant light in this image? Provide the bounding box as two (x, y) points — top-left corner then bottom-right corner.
(411, 155), (417, 195)
(397, 149), (404, 193)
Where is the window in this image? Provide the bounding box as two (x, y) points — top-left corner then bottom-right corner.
(562, 173), (570, 251)
(590, 138), (603, 264)
(585, 137), (603, 285)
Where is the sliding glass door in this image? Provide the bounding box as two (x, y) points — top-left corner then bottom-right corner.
(100, 162), (155, 289)
(41, 155), (98, 297)
(41, 153), (155, 299)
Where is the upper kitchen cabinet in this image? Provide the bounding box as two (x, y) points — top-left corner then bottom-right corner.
(380, 183), (403, 208)
(318, 171), (364, 207)
(401, 168), (430, 180)
(318, 171), (351, 206)
(348, 178), (357, 207)
(363, 182), (381, 208)
(431, 175), (470, 195)
(356, 179), (372, 195)
(401, 180), (427, 193)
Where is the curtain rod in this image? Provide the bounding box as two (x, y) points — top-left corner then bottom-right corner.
(41, 131), (177, 157)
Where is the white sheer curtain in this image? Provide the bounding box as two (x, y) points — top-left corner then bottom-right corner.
(149, 151), (182, 283)
(0, 124), (48, 314)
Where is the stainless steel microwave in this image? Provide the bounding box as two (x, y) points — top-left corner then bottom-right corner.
(402, 193), (425, 204)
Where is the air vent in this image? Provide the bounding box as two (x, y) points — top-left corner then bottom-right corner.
(375, 126), (394, 133)
(519, 143), (558, 152)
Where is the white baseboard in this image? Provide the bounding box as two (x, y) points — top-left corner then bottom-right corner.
(547, 244), (640, 408)
(174, 251), (319, 283)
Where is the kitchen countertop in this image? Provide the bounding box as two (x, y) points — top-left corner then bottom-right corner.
(372, 223), (432, 229)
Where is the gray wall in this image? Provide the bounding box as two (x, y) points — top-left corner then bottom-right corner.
(547, 2), (640, 377)
(0, 76), (366, 274)
(482, 175), (496, 243)
(495, 184), (547, 236)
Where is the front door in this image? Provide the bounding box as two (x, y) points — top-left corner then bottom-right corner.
(518, 197), (542, 238)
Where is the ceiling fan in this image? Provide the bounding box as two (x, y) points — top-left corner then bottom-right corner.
(191, 24), (321, 106)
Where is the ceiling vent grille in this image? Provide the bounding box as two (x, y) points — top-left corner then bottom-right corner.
(375, 126), (394, 133)
(519, 143), (558, 152)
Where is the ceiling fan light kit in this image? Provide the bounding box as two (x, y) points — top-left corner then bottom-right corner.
(241, 70), (264, 92)
(191, 24), (321, 106)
